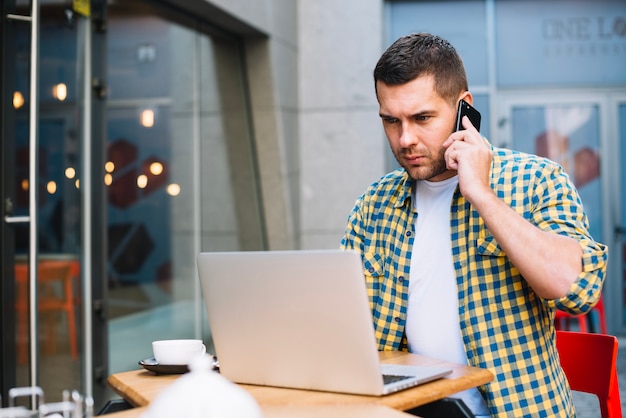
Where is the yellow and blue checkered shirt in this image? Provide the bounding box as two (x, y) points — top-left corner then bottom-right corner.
(341, 143), (608, 417)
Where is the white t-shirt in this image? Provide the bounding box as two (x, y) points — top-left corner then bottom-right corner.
(405, 176), (489, 416)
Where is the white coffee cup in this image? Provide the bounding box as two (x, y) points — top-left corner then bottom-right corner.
(152, 339), (206, 365)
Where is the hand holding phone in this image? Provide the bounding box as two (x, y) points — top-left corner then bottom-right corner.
(446, 99), (491, 202)
(455, 99), (481, 132)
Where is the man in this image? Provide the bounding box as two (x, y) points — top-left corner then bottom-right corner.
(340, 33), (607, 417)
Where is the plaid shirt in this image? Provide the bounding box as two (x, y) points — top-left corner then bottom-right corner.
(340, 143), (608, 417)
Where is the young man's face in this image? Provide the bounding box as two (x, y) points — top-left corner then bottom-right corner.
(377, 74), (464, 182)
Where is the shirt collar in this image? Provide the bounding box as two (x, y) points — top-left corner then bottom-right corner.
(392, 170), (415, 209)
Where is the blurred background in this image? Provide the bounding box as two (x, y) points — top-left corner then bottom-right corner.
(1, 0), (625, 411)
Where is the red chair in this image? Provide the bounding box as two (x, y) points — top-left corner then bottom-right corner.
(556, 330), (622, 418)
(15, 260), (79, 364)
(555, 295), (607, 334)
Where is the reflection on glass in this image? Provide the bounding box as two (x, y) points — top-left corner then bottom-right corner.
(511, 104), (602, 240)
(149, 161), (163, 175)
(140, 109), (155, 128)
(12, 3), (83, 400)
(105, 0), (264, 378)
(137, 174), (148, 189)
(166, 183), (180, 196)
(46, 181), (57, 194)
(13, 91), (25, 109)
(65, 167), (76, 179)
(52, 83), (67, 101)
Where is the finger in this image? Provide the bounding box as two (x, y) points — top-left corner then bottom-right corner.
(444, 146), (459, 170)
(445, 119), (479, 147)
(461, 116), (480, 136)
(443, 132), (465, 148)
(446, 155), (459, 170)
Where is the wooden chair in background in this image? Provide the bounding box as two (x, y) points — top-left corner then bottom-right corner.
(15, 260), (79, 364)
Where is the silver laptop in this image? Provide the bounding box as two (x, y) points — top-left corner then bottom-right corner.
(196, 249), (452, 396)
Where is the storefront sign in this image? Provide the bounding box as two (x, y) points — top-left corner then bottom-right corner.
(496, 1), (626, 87)
(542, 16), (626, 57)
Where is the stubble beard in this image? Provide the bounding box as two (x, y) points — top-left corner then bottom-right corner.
(396, 145), (448, 181)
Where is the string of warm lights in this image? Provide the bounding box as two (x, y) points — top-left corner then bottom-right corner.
(13, 82), (68, 109)
(13, 85), (179, 197)
(19, 158), (180, 196)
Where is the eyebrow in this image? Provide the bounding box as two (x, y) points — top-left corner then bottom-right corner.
(379, 110), (435, 119)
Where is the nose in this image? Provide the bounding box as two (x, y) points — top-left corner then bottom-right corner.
(398, 122), (418, 148)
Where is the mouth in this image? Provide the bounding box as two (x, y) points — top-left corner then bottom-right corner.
(403, 154), (425, 165)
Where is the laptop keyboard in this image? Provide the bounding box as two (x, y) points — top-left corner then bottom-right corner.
(383, 374), (413, 385)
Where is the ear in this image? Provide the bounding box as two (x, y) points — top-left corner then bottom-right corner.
(459, 91), (474, 106)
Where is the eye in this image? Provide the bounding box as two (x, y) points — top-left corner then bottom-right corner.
(415, 115), (430, 122)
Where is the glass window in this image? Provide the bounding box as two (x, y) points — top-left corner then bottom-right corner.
(495, 0), (626, 87)
(11, 4), (84, 397)
(510, 103), (602, 239)
(106, 1), (264, 373)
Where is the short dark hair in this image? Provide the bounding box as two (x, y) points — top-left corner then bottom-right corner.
(373, 33), (468, 105)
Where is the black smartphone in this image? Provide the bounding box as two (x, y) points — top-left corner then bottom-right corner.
(455, 99), (481, 132)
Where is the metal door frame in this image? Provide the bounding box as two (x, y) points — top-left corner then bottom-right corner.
(1, 0), (41, 398)
(0, 0), (20, 398)
(1, 0), (110, 408)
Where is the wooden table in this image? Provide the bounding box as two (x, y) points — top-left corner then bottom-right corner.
(104, 404), (413, 417)
(107, 351), (493, 417)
